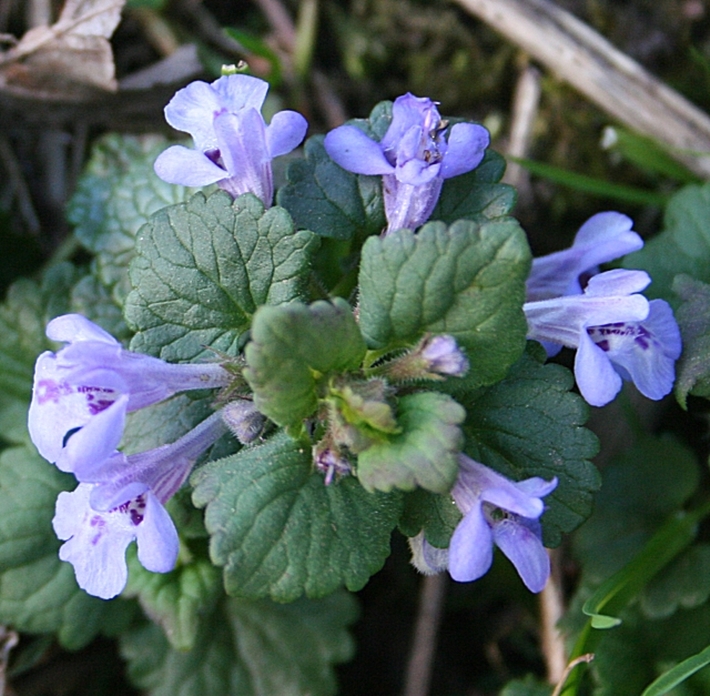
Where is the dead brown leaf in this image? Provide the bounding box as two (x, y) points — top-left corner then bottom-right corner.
(0, 0), (126, 100)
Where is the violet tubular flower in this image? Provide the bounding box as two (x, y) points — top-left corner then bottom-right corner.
(153, 74), (308, 205)
(526, 211), (644, 302)
(28, 314), (229, 474)
(413, 456), (557, 592)
(525, 269), (681, 406)
(53, 412), (227, 600)
(323, 92), (489, 233)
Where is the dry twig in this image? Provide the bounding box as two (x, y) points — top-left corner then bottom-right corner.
(402, 573), (447, 696)
(454, 0), (710, 178)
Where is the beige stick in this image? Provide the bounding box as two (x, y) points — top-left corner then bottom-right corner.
(453, 0), (710, 178)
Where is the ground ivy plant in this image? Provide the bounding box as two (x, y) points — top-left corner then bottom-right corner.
(3, 68), (706, 695)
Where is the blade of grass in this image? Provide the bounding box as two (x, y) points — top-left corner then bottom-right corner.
(511, 157), (669, 207)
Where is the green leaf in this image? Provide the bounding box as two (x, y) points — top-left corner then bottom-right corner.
(623, 182), (710, 304)
(121, 593), (356, 696)
(603, 126), (700, 185)
(642, 643), (710, 696)
(673, 275), (710, 406)
(581, 510), (701, 630)
(191, 431), (402, 601)
(277, 135), (385, 240)
(243, 298), (366, 430)
(500, 677), (553, 696)
(357, 392), (465, 494)
(588, 600), (710, 696)
(125, 191), (317, 361)
(432, 149), (516, 222)
(359, 219), (531, 388)
(0, 445), (126, 649)
(641, 545), (710, 620)
(398, 488), (462, 548)
(67, 134), (192, 304)
(573, 433), (699, 583)
(462, 346), (600, 546)
(124, 548), (222, 651)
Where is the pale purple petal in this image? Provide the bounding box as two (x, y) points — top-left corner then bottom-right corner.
(585, 268), (650, 297)
(493, 517), (550, 593)
(164, 80), (224, 151)
(135, 492), (179, 573)
(421, 334), (469, 376)
(58, 394), (128, 474)
(54, 484), (134, 600)
(213, 109), (271, 203)
(381, 93), (441, 153)
(455, 456), (548, 517)
(527, 212), (643, 302)
(479, 484), (545, 519)
(29, 360), (126, 467)
(515, 476), (558, 499)
(440, 123), (490, 179)
(574, 211), (642, 254)
(153, 145), (228, 187)
(323, 126), (395, 175)
(448, 504), (494, 582)
(593, 299), (682, 401)
(266, 110), (308, 158)
(524, 271), (650, 349)
(212, 74), (269, 113)
(47, 313), (118, 345)
(396, 152), (441, 185)
(574, 330), (623, 406)
(383, 176), (443, 232)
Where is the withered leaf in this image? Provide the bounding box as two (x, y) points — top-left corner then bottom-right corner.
(0, 0), (126, 100)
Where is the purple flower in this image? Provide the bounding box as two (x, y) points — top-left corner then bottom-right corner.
(323, 93), (489, 233)
(526, 212), (644, 302)
(412, 456), (557, 592)
(420, 334), (469, 378)
(153, 74), (308, 205)
(28, 314), (229, 473)
(585, 299), (681, 403)
(53, 412), (226, 599)
(525, 269), (680, 406)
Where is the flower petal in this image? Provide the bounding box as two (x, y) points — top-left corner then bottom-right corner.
(46, 314), (118, 345)
(598, 299), (682, 401)
(574, 330), (623, 406)
(213, 109), (271, 203)
(381, 93), (441, 153)
(135, 492), (179, 573)
(323, 125), (394, 175)
(493, 516), (550, 593)
(440, 123), (489, 179)
(28, 360), (126, 467)
(154, 145), (227, 187)
(266, 110), (308, 158)
(212, 74), (269, 113)
(60, 394), (128, 474)
(164, 80), (223, 151)
(448, 504), (494, 582)
(585, 268), (650, 297)
(527, 212), (643, 301)
(54, 484), (134, 600)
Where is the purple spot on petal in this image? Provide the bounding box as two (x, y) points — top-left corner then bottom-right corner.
(36, 379), (73, 405)
(89, 516), (105, 546)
